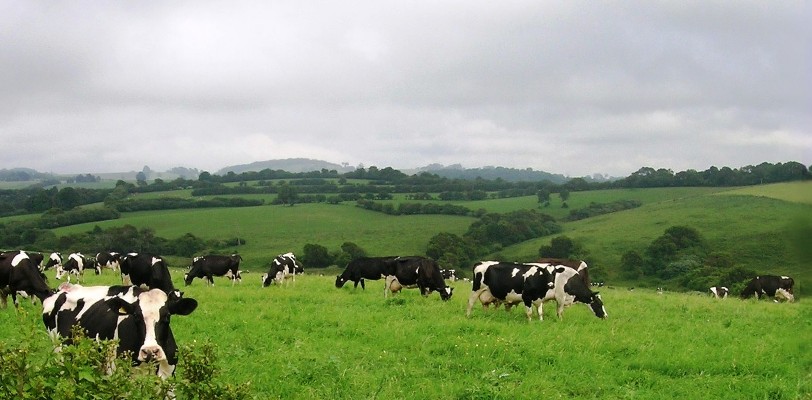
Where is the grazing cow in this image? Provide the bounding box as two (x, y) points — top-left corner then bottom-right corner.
(42, 283), (197, 379)
(465, 262), (554, 320)
(184, 254), (243, 286)
(384, 256), (453, 301)
(741, 275), (795, 302)
(261, 253), (304, 287)
(119, 253), (181, 299)
(56, 252), (87, 282)
(43, 252), (63, 272)
(0, 250), (53, 308)
(440, 269), (457, 282)
(467, 261), (606, 320)
(709, 286), (729, 299)
(94, 252), (122, 275)
(335, 256), (398, 289)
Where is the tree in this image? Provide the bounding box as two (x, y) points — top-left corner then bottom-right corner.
(620, 250), (644, 279)
(539, 235), (581, 259)
(559, 189), (570, 202)
(54, 187), (81, 210)
(301, 243), (332, 268)
(536, 188), (551, 204)
(276, 183), (298, 206)
(340, 242), (367, 261)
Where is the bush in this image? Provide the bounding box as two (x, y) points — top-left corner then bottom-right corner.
(0, 310), (250, 399)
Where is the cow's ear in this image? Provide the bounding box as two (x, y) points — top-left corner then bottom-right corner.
(106, 297), (136, 315)
(169, 298), (198, 316)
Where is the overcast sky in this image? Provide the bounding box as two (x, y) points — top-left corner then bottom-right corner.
(1, 1), (809, 177)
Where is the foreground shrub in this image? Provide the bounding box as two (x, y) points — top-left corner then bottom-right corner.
(0, 310), (250, 399)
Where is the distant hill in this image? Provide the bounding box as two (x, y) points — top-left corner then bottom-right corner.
(216, 158), (355, 175)
(415, 164), (572, 184)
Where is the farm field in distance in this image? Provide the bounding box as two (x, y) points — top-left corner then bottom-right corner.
(1, 271), (809, 399)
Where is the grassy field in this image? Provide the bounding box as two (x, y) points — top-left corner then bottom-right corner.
(1, 271), (809, 399)
(6, 182), (810, 293)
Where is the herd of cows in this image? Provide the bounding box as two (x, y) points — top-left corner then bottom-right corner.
(0, 248), (798, 381)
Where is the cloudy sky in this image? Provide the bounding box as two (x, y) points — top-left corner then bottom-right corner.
(1, 1), (809, 177)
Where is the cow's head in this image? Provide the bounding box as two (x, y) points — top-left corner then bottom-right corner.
(335, 276), (348, 288)
(106, 289), (197, 372)
(261, 273), (273, 287)
(439, 286), (454, 301)
(586, 292), (607, 319)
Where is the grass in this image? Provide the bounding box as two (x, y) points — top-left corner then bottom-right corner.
(50, 203), (476, 270)
(2, 270), (809, 399)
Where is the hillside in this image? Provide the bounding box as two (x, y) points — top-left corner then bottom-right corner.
(39, 182), (811, 296)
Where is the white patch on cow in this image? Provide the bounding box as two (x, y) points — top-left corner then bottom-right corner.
(781, 276), (790, 280)
(510, 268), (520, 278)
(710, 287), (719, 298)
(193, 256), (203, 263)
(774, 288), (795, 303)
(11, 252), (28, 267)
(151, 257), (162, 267)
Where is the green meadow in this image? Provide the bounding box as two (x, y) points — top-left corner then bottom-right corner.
(2, 271), (809, 399)
(2, 182), (811, 398)
(41, 181), (812, 294)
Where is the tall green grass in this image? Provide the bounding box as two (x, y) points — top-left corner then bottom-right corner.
(1, 271), (808, 399)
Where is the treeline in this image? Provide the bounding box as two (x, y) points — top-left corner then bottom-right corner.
(111, 197), (263, 212)
(564, 200), (642, 221)
(355, 199), (474, 216)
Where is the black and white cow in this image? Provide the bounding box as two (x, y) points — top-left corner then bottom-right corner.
(465, 261), (555, 320)
(384, 256), (453, 301)
(184, 254), (243, 286)
(42, 252), (63, 273)
(466, 261), (606, 321)
(94, 252), (122, 275)
(335, 256), (398, 289)
(740, 275), (795, 302)
(709, 286), (729, 299)
(0, 250), (53, 308)
(42, 283), (197, 379)
(440, 269), (457, 282)
(56, 252), (87, 282)
(119, 253), (181, 299)
(261, 253), (304, 287)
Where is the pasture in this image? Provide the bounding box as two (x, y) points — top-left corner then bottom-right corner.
(1, 270), (809, 399)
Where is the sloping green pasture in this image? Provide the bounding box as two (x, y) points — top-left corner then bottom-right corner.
(50, 204), (476, 270)
(498, 183), (812, 294)
(2, 271), (809, 399)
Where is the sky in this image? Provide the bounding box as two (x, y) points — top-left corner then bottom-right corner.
(1, 1), (809, 178)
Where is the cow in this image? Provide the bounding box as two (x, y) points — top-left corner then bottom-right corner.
(0, 250), (53, 308)
(440, 269), (457, 282)
(740, 275), (795, 302)
(94, 252), (122, 275)
(42, 252), (63, 272)
(184, 254), (243, 286)
(261, 253), (304, 287)
(709, 286), (729, 299)
(56, 252), (87, 282)
(383, 256), (453, 301)
(465, 261), (554, 320)
(119, 253), (181, 299)
(466, 261), (606, 321)
(335, 256), (398, 289)
(42, 283), (197, 379)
